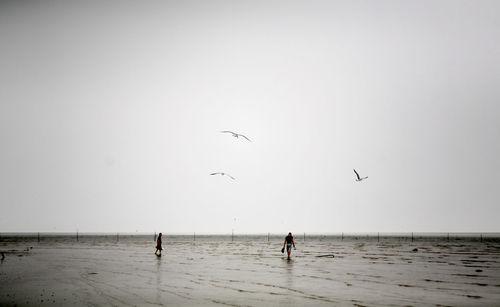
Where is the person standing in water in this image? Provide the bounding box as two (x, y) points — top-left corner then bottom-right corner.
(283, 232), (296, 260)
(155, 233), (163, 256)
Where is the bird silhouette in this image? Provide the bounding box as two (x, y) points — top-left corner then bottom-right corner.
(353, 169), (368, 182)
(220, 131), (251, 142)
(210, 172), (236, 180)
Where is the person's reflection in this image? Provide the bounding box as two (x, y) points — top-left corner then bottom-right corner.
(284, 257), (294, 304)
(156, 256), (162, 304)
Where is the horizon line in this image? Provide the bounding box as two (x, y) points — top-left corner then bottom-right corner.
(1, 231), (500, 235)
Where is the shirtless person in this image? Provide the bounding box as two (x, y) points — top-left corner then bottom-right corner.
(283, 232), (296, 260)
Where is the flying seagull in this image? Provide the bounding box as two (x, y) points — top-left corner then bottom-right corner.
(210, 172), (236, 180)
(353, 169), (368, 182)
(220, 131), (251, 142)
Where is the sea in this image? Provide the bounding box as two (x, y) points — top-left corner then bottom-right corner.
(1, 233), (499, 306)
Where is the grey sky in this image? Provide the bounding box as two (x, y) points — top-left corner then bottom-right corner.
(1, 0), (499, 233)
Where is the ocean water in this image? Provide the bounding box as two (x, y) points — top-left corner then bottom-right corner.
(1, 234), (499, 306)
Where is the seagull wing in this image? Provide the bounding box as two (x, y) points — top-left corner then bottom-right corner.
(227, 174), (236, 180)
(220, 131), (235, 134)
(210, 173), (221, 176)
(239, 134), (251, 142)
(353, 169), (361, 180)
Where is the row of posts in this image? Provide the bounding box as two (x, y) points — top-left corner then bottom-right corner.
(32, 231), (119, 242)
(10, 232), (486, 243)
(176, 232), (485, 243)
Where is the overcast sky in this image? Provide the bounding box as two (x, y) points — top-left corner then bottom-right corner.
(1, 0), (499, 233)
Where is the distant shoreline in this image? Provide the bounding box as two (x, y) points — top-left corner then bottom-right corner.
(1, 232), (499, 243)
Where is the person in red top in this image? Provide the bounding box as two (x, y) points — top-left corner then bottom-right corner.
(155, 233), (163, 256)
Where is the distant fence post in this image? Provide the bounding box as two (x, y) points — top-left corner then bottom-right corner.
(447, 233), (450, 242)
(154, 232), (156, 242)
(304, 232), (305, 243)
(117, 232), (119, 242)
(377, 232), (380, 242)
(232, 229), (234, 242)
(480, 233), (482, 243)
(194, 232), (196, 241)
(76, 231), (79, 242)
(411, 232), (414, 242)
(342, 232), (344, 241)
(38, 232), (40, 243)
(267, 232), (270, 242)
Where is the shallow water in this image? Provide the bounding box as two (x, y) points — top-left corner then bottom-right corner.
(1, 236), (500, 306)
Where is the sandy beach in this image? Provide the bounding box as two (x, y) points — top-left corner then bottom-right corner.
(1, 235), (499, 306)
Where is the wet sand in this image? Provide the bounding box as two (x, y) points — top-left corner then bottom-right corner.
(1, 237), (499, 306)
